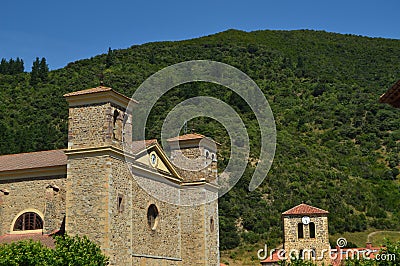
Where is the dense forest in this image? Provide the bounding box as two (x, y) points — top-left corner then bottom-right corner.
(1, 29), (400, 253)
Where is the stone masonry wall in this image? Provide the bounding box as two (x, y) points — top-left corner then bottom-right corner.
(0, 176), (66, 235)
(68, 103), (112, 149)
(108, 157), (133, 266)
(65, 155), (111, 253)
(283, 215), (330, 265)
(205, 195), (220, 265)
(130, 173), (182, 264)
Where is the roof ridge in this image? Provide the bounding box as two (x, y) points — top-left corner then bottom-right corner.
(282, 203), (329, 215)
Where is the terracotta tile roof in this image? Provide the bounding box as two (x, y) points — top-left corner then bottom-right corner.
(379, 80), (400, 108)
(282, 203), (329, 215)
(0, 150), (67, 172)
(331, 244), (382, 265)
(0, 233), (56, 248)
(63, 86), (113, 97)
(63, 86), (136, 103)
(131, 139), (158, 154)
(260, 250), (281, 264)
(166, 133), (206, 142)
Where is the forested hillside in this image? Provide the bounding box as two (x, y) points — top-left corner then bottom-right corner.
(1, 29), (400, 253)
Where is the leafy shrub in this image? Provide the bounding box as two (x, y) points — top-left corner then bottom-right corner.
(0, 234), (109, 266)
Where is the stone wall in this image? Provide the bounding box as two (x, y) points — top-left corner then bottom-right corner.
(130, 171), (182, 263)
(68, 103), (111, 149)
(65, 155), (111, 251)
(170, 146), (217, 184)
(108, 157), (133, 266)
(0, 175), (66, 235)
(283, 215), (330, 265)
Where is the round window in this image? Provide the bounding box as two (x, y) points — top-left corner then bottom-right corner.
(147, 204), (159, 230)
(149, 152), (157, 167)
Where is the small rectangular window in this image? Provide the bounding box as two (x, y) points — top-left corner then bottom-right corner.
(117, 194), (124, 213)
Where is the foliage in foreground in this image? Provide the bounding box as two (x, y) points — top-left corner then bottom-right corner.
(0, 234), (109, 266)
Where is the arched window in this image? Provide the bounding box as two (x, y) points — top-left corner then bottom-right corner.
(147, 204), (159, 230)
(13, 212), (43, 231)
(309, 222), (316, 238)
(298, 223), (304, 239)
(299, 249), (304, 259)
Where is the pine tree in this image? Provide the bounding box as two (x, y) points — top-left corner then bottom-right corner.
(30, 57), (40, 85)
(0, 58), (7, 74)
(105, 47), (114, 68)
(39, 57), (49, 82)
(15, 57), (24, 73)
(30, 57), (48, 85)
(8, 59), (15, 74)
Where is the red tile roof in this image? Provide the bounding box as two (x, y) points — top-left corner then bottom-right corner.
(282, 203), (329, 215)
(63, 86), (137, 103)
(63, 86), (113, 97)
(0, 150), (67, 172)
(0, 233), (56, 248)
(260, 250), (281, 264)
(0, 139), (161, 173)
(166, 133), (206, 142)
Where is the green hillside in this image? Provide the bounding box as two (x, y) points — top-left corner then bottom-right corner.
(1, 29), (400, 255)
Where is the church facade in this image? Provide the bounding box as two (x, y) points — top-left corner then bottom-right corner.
(0, 86), (220, 265)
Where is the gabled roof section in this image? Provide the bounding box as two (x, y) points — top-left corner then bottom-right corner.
(166, 133), (206, 142)
(134, 140), (182, 180)
(64, 86), (138, 107)
(131, 139), (158, 154)
(63, 86), (114, 97)
(282, 203), (329, 216)
(379, 80), (400, 108)
(0, 150), (67, 173)
(166, 133), (221, 147)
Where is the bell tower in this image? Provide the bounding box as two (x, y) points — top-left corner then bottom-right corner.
(167, 133), (220, 265)
(166, 133), (219, 183)
(63, 86), (135, 264)
(282, 203), (330, 265)
(64, 86), (134, 150)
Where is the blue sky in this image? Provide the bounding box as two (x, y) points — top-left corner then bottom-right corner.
(1, 0), (399, 70)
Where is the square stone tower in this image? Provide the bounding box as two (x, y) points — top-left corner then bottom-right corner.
(166, 134), (220, 265)
(64, 86), (219, 265)
(282, 203), (330, 265)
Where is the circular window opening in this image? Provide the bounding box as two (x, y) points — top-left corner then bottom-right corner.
(149, 152), (158, 167)
(147, 204), (159, 230)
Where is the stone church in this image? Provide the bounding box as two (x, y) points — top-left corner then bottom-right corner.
(0, 86), (220, 265)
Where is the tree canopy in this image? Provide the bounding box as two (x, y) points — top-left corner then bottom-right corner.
(1, 29), (400, 252)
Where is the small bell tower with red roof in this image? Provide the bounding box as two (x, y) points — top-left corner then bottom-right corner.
(282, 203), (330, 265)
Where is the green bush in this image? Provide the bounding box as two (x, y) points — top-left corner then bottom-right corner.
(0, 234), (109, 266)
